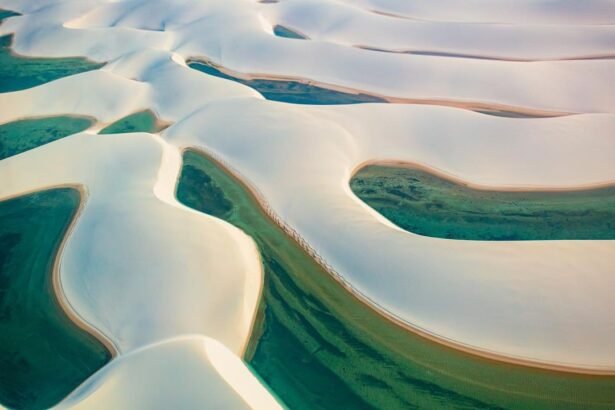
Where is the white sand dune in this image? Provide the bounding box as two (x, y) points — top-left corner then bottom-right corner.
(165, 100), (615, 371)
(57, 335), (282, 410)
(0, 132), (263, 356)
(0, 0), (614, 406)
(265, 0), (615, 61)
(3, 0), (615, 113)
(337, 0), (615, 25)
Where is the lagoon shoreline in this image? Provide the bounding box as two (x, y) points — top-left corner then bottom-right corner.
(188, 148), (615, 376)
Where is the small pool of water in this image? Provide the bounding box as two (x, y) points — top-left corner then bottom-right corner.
(0, 34), (104, 93)
(350, 164), (615, 240)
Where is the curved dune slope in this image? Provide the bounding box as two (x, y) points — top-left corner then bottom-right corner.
(0, 0), (613, 406)
(264, 0), (615, 61)
(57, 336), (282, 410)
(338, 0), (615, 25)
(0, 132), (262, 355)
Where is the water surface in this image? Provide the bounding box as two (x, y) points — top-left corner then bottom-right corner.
(0, 34), (104, 93)
(98, 110), (162, 134)
(273, 25), (307, 40)
(350, 164), (615, 240)
(0, 116), (93, 160)
(188, 60), (385, 104)
(0, 9), (20, 22)
(177, 149), (615, 410)
(0, 188), (111, 410)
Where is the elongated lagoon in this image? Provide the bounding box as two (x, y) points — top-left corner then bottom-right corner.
(0, 116), (93, 160)
(188, 60), (386, 104)
(0, 34), (103, 93)
(0, 188), (110, 410)
(177, 149), (615, 410)
(350, 164), (615, 240)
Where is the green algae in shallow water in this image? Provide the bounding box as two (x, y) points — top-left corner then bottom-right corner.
(177, 149), (615, 410)
(0, 34), (104, 93)
(350, 165), (615, 240)
(188, 60), (386, 105)
(98, 110), (162, 134)
(0, 188), (111, 410)
(0, 116), (93, 160)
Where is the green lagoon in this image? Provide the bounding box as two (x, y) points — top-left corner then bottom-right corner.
(177, 149), (615, 410)
(0, 33), (103, 93)
(99, 110), (162, 135)
(188, 60), (385, 105)
(0, 116), (93, 160)
(350, 165), (615, 240)
(0, 188), (110, 410)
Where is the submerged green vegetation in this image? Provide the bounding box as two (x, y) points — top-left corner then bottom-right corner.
(0, 34), (104, 93)
(0, 116), (94, 160)
(177, 149), (615, 410)
(350, 165), (615, 240)
(98, 110), (163, 134)
(0, 188), (111, 410)
(188, 60), (386, 105)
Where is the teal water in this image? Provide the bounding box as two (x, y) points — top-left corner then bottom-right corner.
(188, 60), (386, 105)
(0, 9), (20, 22)
(0, 34), (104, 93)
(0, 116), (94, 160)
(350, 165), (615, 240)
(475, 110), (557, 118)
(0, 188), (111, 410)
(98, 110), (162, 134)
(177, 149), (615, 410)
(273, 25), (307, 40)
